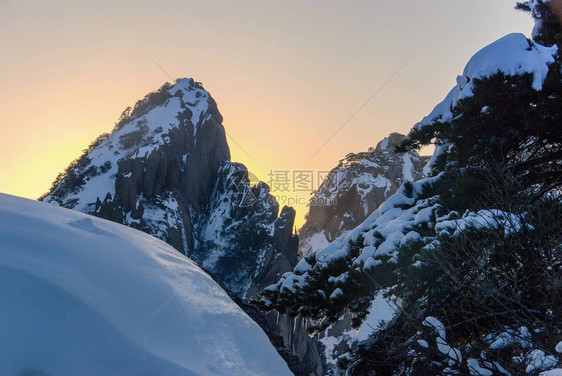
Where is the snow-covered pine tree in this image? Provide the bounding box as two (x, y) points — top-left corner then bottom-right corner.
(398, 53), (562, 203)
(256, 3), (561, 375)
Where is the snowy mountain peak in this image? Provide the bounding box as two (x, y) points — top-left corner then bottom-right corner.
(298, 133), (427, 257)
(40, 79), (297, 300)
(171, 77), (196, 89)
(43, 78), (228, 215)
(39, 79), (324, 373)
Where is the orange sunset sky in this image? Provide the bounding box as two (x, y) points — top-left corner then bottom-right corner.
(0, 0), (533, 227)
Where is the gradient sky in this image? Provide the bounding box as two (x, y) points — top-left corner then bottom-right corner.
(0, 0), (533, 228)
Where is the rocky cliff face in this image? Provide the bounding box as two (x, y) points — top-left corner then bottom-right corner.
(297, 133), (427, 374)
(299, 132), (428, 257)
(40, 78), (323, 375)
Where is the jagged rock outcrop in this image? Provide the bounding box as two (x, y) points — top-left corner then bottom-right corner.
(299, 132), (428, 257)
(297, 133), (427, 374)
(40, 78), (324, 375)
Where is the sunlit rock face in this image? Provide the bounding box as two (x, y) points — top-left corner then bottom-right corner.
(41, 78), (325, 375)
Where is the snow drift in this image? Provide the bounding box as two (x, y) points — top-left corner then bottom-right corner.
(0, 193), (292, 376)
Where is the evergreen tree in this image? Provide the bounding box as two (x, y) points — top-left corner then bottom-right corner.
(399, 67), (562, 203)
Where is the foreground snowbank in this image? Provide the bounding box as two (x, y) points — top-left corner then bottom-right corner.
(0, 193), (292, 376)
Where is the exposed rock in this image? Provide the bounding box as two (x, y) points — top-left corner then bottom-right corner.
(299, 132), (428, 257)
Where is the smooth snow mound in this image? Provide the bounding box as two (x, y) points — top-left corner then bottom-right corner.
(0, 193), (292, 376)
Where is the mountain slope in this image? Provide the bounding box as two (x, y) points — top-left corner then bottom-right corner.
(0, 193), (293, 376)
